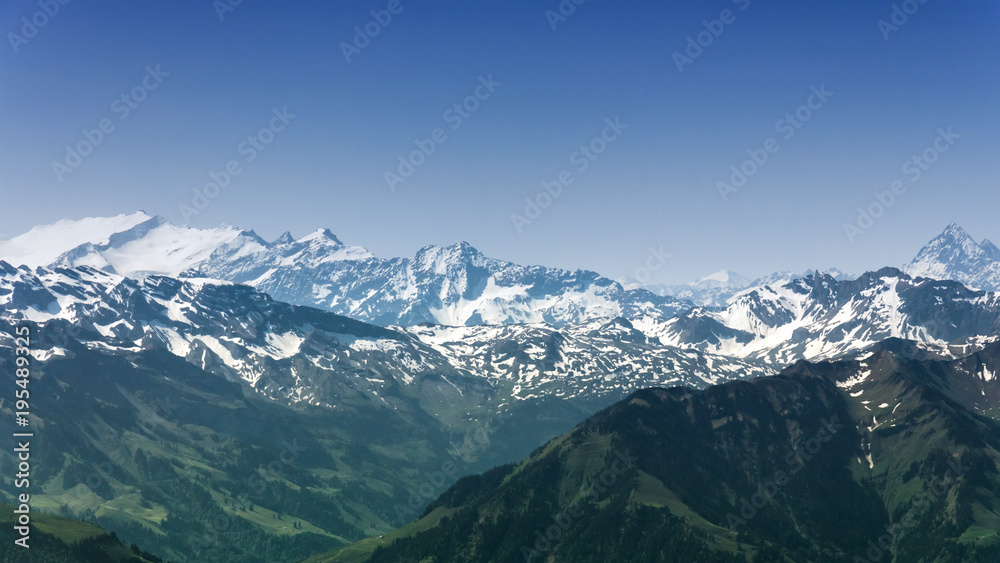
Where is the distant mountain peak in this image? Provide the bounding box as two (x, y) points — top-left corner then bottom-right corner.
(450, 241), (484, 257)
(0, 211), (156, 269)
(273, 231), (295, 245)
(414, 241), (486, 266)
(236, 228), (268, 244)
(695, 269), (749, 287)
(938, 222), (978, 245)
(943, 220), (964, 232)
(904, 223), (1000, 290)
(981, 239), (1000, 261)
(300, 228), (342, 245)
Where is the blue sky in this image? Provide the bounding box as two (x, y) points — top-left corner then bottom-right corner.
(1, 0), (997, 284)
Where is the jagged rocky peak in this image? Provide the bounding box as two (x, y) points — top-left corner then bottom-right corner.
(272, 231), (295, 245)
(412, 241), (488, 273)
(904, 223), (1000, 290)
(299, 227), (344, 246)
(981, 238), (1000, 261)
(913, 223), (983, 263)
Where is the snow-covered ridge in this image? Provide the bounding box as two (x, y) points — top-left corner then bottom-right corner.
(0, 263), (769, 410)
(0, 213), (687, 328)
(633, 268), (853, 309)
(639, 267), (1000, 365)
(0, 212), (151, 268)
(2, 216), (997, 368)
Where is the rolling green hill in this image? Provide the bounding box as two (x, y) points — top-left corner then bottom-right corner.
(0, 502), (163, 562)
(0, 340), (462, 562)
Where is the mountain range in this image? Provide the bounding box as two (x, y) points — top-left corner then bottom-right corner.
(2, 214), (999, 561)
(634, 268), (855, 309)
(0, 262), (766, 561)
(643, 267), (1000, 365)
(314, 342), (1000, 562)
(2, 214), (998, 366)
(0, 212), (689, 328)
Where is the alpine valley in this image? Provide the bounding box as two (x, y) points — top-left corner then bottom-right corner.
(0, 214), (998, 562)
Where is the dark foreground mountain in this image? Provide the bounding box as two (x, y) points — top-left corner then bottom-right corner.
(312, 344), (1000, 562)
(0, 503), (164, 562)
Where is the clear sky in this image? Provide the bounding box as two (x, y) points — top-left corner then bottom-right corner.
(1, 0), (997, 284)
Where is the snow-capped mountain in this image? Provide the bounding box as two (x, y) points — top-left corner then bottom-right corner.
(204, 239), (691, 328)
(399, 317), (770, 409)
(0, 262), (766, 413)
(643, 269), (752, 308)
(638, 267), (1000, 365)
(0, 212), (270, 277)
(646, 268), (854, 308)
(904, 222), (1000, 291)
(693, 269), (751, 288)
(4, 214), (998, 371)
(0, 213), (688, 327)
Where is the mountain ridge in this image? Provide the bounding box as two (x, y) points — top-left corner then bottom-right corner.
(0, 213), (689, 328)
(311, 344), (1000, 562)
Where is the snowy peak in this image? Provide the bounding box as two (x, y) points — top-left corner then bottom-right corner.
(0, 211), (154, 269)
(0, 212), (266, 278)
(267, 227), (374, 268)
(904, 223), (1000, 290)
(298, 228), (343, 246)
(644, 269), (754, 308)
(942, 221), (971, 239)
(0, 212), (376, 280)
(413, 242), (487, 273)
(910, 223), (986, 270)
(643, 267), (1000, 365)
(0, 212), (688, 328)
(273, 231), (295, 245)
(981, 239), (1000, 262)
(693, 269), (750, 289)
